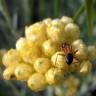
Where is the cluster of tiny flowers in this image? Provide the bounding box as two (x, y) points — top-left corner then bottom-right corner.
(2, 16), (96, 92)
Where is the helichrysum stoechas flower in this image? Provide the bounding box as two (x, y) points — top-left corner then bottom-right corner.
(2, 49), (22, 67)
(72, 39), (88, 61)
(16, 37), (41, 64)
(51, 19), (65, 31)
(34, 58), (51, 73)
(88, 45), (96, 61)
(45, 67), (64, 85)
(43, 18), (52, 27)
(47, 23), (65, 44)
(74, 46), (88, 62)
(80, 60), (92, 76)
(25, 22), (47, 46)
(27, 73), (47, 92)
(15, 63), (34, 81)
(42, 40), (60, 57)
(3, 66), (17, 80)
(51, 51), (68, 71)
(2, 16), (93, 92)
(63, 23), (80, 44)
(60, 16), (73, 26)
(72, 39), (85, 50)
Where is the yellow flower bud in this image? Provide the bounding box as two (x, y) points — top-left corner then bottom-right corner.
(21, 44), (41, 64)
(27, 73), (47, 92)
(60, 16), (73, 26)
(16, 37), (27, 51)
(2, 49), (22, 67)
(42, 40), (59, 57)
(43, 18), (52, 27)
(88, 45), (96, 61)
(72, 39), (85, 50)
(15, 63), (34, 81)
(51, 19), (64, 30)
(64, 23), (80, 44)
(16, 37), (41, 64)
(75, 46), (88, 61)
(45, 67), (64, 85)
(25, 22), (47, 46)
(47, 26), (65, 44)
(34, 58), (51, 73)
(3, 66), (17, 80)
(80, 61), (92, 76)
(51, 52), (68, 71)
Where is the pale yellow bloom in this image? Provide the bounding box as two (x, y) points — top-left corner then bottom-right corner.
(15, 63), (34, 81)
(34, 58), (51, 73)
(27, 73), (47, 92)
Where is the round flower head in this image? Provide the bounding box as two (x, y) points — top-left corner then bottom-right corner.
(72, 39), (85, 50)
(42, 40), (59, 57)
(43, 18), (52, 27)
(2, 49), (22, 67)
(34, 58), (51, 73)
(60, 16), (73, 26)
(27, 73), (47, 92)
(16, 38), (41, 64)
(80, 60), (92, 76)
(51, 51), (68, 71)
(3, 66), (17, 80)
(16, 37), (27, 51)
(25, 22), (47, 46)
(64, 23), (80, 44)
(45, 67), (64, 85)
(15, 63), (34, 81)
(1, 16), (93, 92)
(47, 26), (65, 44)
(51, 19), (64, 31)
(74, 46), (88, 62)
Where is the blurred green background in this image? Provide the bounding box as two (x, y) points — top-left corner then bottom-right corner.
(0, 0), (96, 96)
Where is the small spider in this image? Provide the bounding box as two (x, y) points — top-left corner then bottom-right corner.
(55, 43), (79, 65)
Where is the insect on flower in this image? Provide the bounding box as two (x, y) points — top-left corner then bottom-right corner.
(55, 43), (79, 65)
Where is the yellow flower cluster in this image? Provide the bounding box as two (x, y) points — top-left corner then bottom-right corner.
(2, 16), (95, 92)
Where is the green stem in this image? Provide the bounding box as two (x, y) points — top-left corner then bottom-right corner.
(84, 0), (94, 44)
(73, 4), (85, 22)
(40, 0), (46, 19)
(54, 0), (61, 17)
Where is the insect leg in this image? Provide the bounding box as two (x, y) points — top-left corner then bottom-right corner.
(73, 55), (81, 63)
(73, 49), (78, 55)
